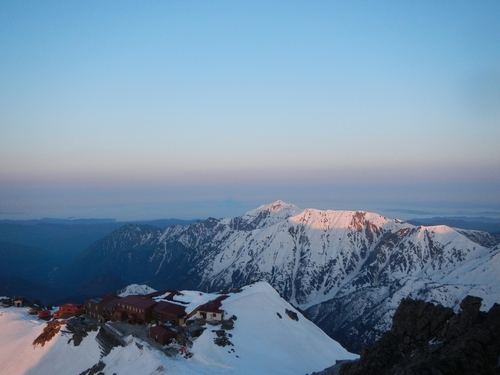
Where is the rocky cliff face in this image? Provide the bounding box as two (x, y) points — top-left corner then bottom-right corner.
(54, 201), (500, 352)
(340, 296), (500, 375)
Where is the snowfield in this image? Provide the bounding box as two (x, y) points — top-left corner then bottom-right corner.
(189, 282), (357, 374)
(0, 308), (49, 375)
(0, 282), (357, 375)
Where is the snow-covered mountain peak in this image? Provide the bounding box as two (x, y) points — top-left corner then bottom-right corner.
(289, 208), (390, 231)
(424, 224), (455, 234)
(117, 284), (157, 297)
(250, 200), (301, 216)
(267, 200), (296, 211)
(232, 200), (303, 230)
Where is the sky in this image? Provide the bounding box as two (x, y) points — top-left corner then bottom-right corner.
(1, 1), (499, 221)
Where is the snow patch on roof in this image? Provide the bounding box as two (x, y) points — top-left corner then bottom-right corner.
(154, 290), (224, 315)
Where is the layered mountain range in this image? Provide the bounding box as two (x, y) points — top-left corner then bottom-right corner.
(54, 201), (500, 352)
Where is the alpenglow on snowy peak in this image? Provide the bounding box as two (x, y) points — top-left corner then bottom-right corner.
(54, 200), (500, 352)
(218, 200), (303, 231)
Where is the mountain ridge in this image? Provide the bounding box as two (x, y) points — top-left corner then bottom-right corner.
(51, 201), (500, 352)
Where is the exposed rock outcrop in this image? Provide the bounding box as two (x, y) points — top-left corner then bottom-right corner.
(33, 320), (66, 347)
(78, 360), (106, 375)
(96, 325), (126, 357)
(340, 296), (500, 375)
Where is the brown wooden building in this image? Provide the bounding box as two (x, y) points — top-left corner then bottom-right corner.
(148, 325), (177, 345)
(112, 295), (157, 325)
(85, 295), (121, 322)
(152, 301), (187, 326)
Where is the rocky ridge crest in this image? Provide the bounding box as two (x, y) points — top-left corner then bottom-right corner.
(340, 296), (500, 375)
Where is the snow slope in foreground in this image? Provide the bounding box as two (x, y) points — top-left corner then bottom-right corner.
(0, 282), (356, 375)
(189, 282), (358, 374)
(0, 307), (102, 375)
(0, 308), (48, 375)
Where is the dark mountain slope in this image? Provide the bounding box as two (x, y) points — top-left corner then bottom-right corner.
(340, 296), (500, 375)
(0, 222), (125, 263)
(52, 224), (202, 291)
(0, 219), (198, 264)
(0, 242), (58, 281)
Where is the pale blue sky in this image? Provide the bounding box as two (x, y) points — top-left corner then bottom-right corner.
(1, 1), (499, 220)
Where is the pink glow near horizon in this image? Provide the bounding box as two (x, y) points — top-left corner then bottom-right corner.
(1, 2), (499, 220)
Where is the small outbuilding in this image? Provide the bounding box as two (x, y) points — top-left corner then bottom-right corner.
(53, 303), (83, 319)
(38, 310), (52, 320)
(13, 298), (27, 308)
(149, 325), (177, 345)
(184, 323), (205, 338)
(188, 295), (229, 321)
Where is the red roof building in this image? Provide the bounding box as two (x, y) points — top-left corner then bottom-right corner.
(53, 303), (83, 319)
(38, 310), (51, 320)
